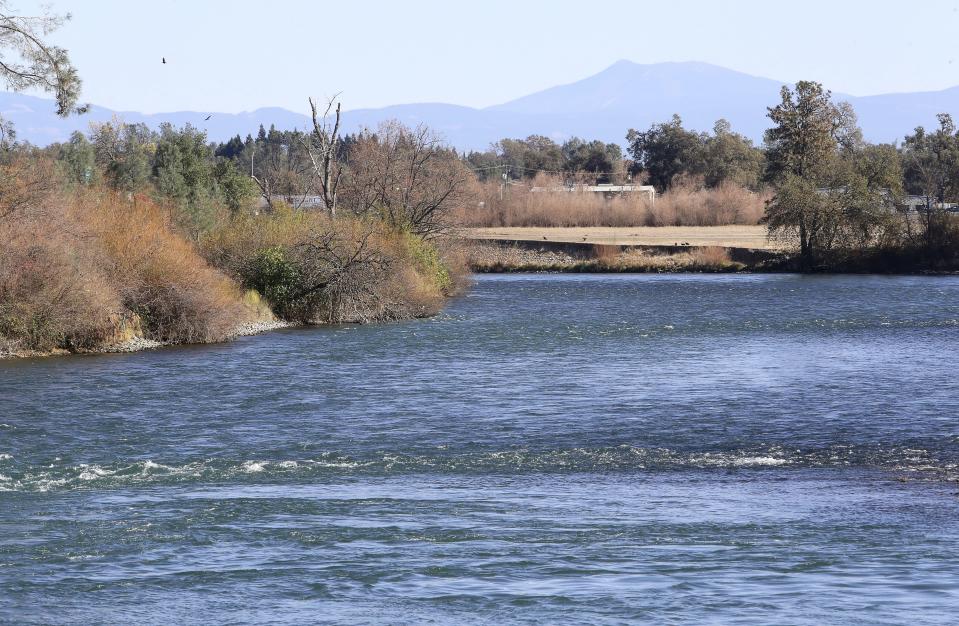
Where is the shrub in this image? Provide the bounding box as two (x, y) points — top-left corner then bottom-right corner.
(202, 211), (466, 324)
(75, 190), (252, 343)
(0, 217), (119, 352)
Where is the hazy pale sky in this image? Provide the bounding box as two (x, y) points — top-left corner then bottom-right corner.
(12, 0), (959, 113)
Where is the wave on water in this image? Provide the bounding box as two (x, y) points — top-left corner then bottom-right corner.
(1, 444), (956, 493)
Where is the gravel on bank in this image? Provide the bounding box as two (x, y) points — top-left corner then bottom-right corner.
(1, 319), (300, 360)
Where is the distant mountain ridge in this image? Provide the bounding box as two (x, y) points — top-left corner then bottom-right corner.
(3, 61), (959, 150)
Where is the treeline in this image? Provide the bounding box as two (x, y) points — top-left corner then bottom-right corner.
(0, 108), (472, 356)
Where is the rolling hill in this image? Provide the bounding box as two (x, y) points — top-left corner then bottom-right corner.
(3, 60), (958, 150)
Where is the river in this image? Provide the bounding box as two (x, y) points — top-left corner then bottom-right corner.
(2, 274), (958, 624)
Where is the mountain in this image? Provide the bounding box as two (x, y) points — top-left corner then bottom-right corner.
(3, 61), (959, 150)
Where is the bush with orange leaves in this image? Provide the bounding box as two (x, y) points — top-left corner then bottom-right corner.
(1, 158), (253, 354)
(73, 190), (252, 343)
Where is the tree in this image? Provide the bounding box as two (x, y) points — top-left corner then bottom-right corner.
(153, 123), (216, 236)
(901, 114), (959, 250)
(562, 138), (624, 184)
(215, 134), (245, 161)
(763, 83), (894, 266)
(626, 114), (706, 191)
(58, 131), (96, 185)
(90, 119), (155, 193)
(305, 96), (344, 215)
(213, 158), (257, 216)
(703, 119), (764, 189)
(340, 121), (474, 237)
(245, 127), (316, 210)
(763, 81), (844, 182)
(0, 1), (84, 116)
(853, 143), (902, 196)
(901, 114), (959, 204)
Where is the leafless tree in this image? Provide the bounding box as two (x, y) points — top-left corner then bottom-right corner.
(0, 157), (56, 222)
(304, 96), (344, 216)
(340, 121), (474, 237)
(288, 221), (393, 322)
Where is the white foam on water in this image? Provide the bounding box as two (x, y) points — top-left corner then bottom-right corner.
(0, 453), (12, 461)
(731, 456), (788, 467)
(242, 460), (267, 473)
(77, 465), (115, 481)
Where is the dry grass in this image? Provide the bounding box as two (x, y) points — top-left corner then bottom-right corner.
(455, 175), (768, 228)
(463, 225), (780, 249)
(1, 166), (255, 353)
(76, 191), (253, 343)
(464, 241), (745, 273)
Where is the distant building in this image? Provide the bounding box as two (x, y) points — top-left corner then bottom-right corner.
(256, 195), (326, 211)
(530, 183), (656, 203)
(897, 195), (959, 213)
(816, 188), (959, 214)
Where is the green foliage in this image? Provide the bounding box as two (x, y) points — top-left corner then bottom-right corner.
(902, 114), (959, 202)
(401, 232), (452, 292)
(704, 120), (764, 189)
(153, 123), (218, 236)
(91, 121), (154, 192)
(58, 131), (97, 186)
(213, 158), (258, 216)
(562, 138), (625, 183)
(0, 5), (85, 116)
(243, 246), (307, 320)
(764, 81), (844, 182)
(627, 115), (706, 190)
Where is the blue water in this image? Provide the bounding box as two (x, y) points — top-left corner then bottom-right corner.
(2, 273), (959, 624)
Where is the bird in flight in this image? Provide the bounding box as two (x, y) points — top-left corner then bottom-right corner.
(162, 57), (166, 64)
(204, 115), (212, 121)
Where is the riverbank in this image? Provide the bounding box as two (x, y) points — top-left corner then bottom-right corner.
(465, 239), (784, 273)
(0, 320), (298, 361)
(463, 225), (780, 249)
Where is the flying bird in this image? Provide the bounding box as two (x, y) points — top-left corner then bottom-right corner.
(204, 115), (212, 121)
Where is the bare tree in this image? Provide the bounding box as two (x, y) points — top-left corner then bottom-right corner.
(0, 157), (56, 222)
(340, 121), (474, 237)
(305, 96), (344, 215)
(0, 1), (85, 116)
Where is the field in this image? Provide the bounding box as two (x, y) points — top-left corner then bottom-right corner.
(461, 226), (782, 250)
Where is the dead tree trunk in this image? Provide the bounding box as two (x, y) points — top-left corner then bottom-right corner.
(307, 97), (343, 217)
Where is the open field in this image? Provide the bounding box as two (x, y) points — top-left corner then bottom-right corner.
(461, 226), (783, 250)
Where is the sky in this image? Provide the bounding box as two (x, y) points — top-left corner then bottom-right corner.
(11, 0), (959, 114)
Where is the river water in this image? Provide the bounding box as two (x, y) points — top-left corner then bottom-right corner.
(1, 274), (958, 624)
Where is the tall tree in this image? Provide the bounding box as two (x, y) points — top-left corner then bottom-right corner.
(703, 119), (764, 189)
(626, 114), (706, 191)
(0, 1), (84, 116)
(58, 130), (96, 185)
(763, 81), (843, 182)
(340, 121), (474, 237)
(763, 82), (891, 267)
(901, 113), (959, 205)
